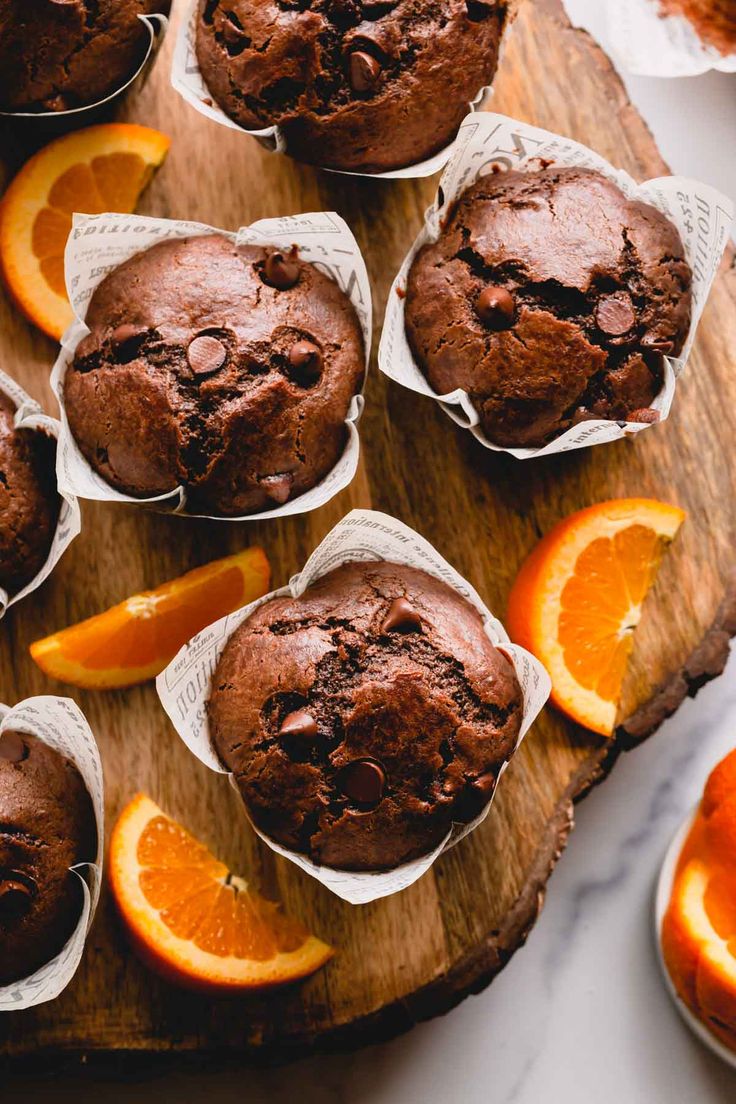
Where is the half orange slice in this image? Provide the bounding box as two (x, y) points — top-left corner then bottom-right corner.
(0, 123), (170, 340)
(109, 794), (333, 993)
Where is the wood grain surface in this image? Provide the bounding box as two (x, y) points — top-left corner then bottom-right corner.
(0, 0), (734, 1065)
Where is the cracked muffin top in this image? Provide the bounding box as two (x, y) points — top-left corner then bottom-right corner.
(195, 0), (509, 173)
(0, 730), (96, 985)
(0, 395), (60, 598)
(0, 0), (170, 113)
(208, 560), (522, 871)
(63, 233), (365, 517)
(660, 0), (736, 55)
(405, 166), (693, 448)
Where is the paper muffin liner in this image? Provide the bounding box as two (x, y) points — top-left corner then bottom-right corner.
(604, 0), (736, 76)
(0, 15), (169, 129)
(378, 111), (734, 459)
(0, 697), (104, 1011)
(171, 0), (502, 180)
(0, 369), (81, 620)
(51, 210), (371, 520)
(156, 509), (551, 905)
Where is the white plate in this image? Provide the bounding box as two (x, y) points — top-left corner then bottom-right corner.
(653, 806), (736, 1070)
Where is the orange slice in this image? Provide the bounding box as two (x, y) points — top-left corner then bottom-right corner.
(0, 123), (170, 341)
(506, 498), (685, 735)
(662, 855), (736, 1052)
(30, 547), (270, 690)
(109, 794), (333, 993)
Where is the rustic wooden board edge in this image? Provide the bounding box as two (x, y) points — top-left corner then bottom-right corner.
(2, 580), (732, 1075)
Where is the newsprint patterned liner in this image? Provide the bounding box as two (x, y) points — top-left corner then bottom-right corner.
(605, 0), (736, 77)
(157, 509), (551, 905)
(51, 210), (371, 520)
(0, 697), (104, 1011)
(379, 111), (733, 459)
(0, 15), (169, 125)
(171, 0), (499, 179)
(0, 369), (80, 619)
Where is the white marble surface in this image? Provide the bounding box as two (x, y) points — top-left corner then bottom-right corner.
(5, 8), (736, 1102)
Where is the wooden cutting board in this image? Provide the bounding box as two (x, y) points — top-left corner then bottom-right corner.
(1, 0), (734, 1065)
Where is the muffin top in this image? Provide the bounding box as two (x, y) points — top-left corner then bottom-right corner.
(0, 730), (96, 985)
(405, 166), (693, 448)
(64, 233), (365, 517)
(195, 0), (508, 173)
(209, 560), (522, 871)
(0, 0), (171, 113)
(0, 394), (60, 598)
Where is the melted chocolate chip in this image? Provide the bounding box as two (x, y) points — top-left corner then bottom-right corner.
(641, 332), (675, 355)
(259, 472), (294, 504)
(339, 759), (386, 806)
(476, 286), (515, 329)
(627, 407), (660, 424)
(263, 249), (300, 290)
(349, 50), (382, 92)
(110, 323), (145, 348)
(0, 732), (27, 762)
(0, 877), (33, 923)
(288, 340), (323, 384)
(279, 710), (319, 742)
(187, 335), (227, 376)
(596, 293), (636, 336)
(382, 597), (423, 634)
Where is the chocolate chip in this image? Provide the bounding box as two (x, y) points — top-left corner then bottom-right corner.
(339, 759), (386, 806)
(0, 732), (27, 762)
(476, 286), (515, 329)
(457, 771), (497, 819)
(0, 877), (33, 922)
(288, 340), (323, 384)
(470, 772), (496, 801)
(382, 597), (423, 634)
(641, 332), (675, 355)
(349, 50), (382, 92)
(187, 335), (227, 376)
(110, 323), (144, 348)
(260, 472), (293, 504)
(628, 407), (660, 424)
(596, 293), (636, 336)
(279, 710), (319, 742)
(262, 249), (300, 290)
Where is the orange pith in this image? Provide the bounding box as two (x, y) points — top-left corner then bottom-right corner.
(0, 124), (170, 340)
(30, 546), (270, 690)
(661, 749), (736, 1052)
(109, 794), (333, 992)
(506, 498), (685, 735)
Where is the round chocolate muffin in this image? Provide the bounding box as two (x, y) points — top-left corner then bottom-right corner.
(195, 0), (508, 173)
(0, 730), (96, 985)
(405, 166), (693, 448)
(0, 394), (60, 597)
(209, 560), (522, 871)
(0, 1), (171, 113)
(63, 233), (365, 516)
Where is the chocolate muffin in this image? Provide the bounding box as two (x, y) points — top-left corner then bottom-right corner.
(661, 0), (736, 54)
(195, 0), (508, 173)
(209, 560), (522, 871)
(0, 394), (60, 597)
(0, 730), (96, 985)
(63, 233), (365, 516)
(0, 0), (170, 113)
(405, 166), (693, 448)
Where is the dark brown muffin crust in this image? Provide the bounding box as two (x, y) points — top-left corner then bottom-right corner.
(0, 1), (171, 113)
(195, 0), (508, 173)
(405, 166), (693, 448)
(0, 730), (96, 985)
(63, 233), (365, 517)
(660, 0), (736, 55)
(209, 560), (522, 871)
(0, 394), (60, 597)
